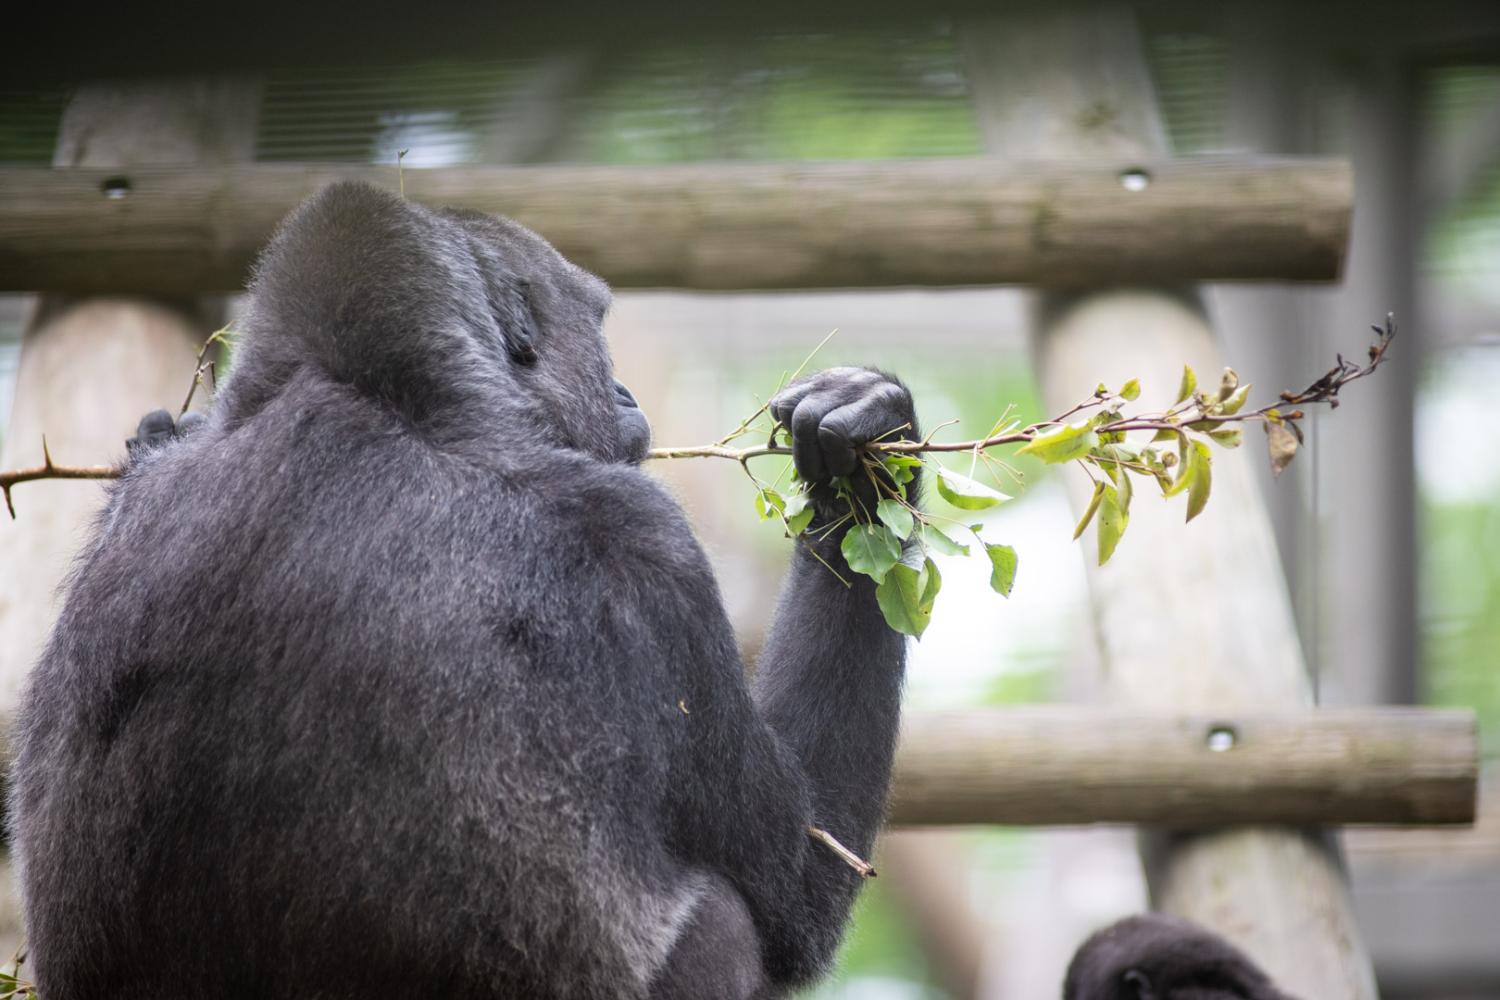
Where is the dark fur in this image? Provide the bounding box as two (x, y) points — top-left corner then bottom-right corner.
(1064, 914), (1300, 1000)
(9, 182), (916, 999)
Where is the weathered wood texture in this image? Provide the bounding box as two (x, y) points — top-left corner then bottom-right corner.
(0, 705), (1472, 827)
(0, 157), (1350, 293)
(962, 8), (1378, 998)
(888, 708), (1477, 828)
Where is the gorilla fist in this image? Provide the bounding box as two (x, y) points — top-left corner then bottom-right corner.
(770, 367), (918, 517)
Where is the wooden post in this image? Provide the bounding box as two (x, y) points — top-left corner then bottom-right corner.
(0, 78), (260, 949)
(960, 8), (1378, 997)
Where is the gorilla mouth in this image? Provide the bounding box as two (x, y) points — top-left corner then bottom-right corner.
(613, 380), (651, 463)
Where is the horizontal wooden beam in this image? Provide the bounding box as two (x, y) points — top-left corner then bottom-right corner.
(0, 157), (1350, 293)
(0, 706), (1472, 826)
(889, 708), (1476, 827)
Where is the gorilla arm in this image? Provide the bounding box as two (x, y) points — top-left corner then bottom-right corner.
(631, 369), (916, 993)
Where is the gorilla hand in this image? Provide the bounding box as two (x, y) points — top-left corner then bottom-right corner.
(126, 409), (207, 460)
(770, 368), (918, 518)
(613, 380), (652, 465)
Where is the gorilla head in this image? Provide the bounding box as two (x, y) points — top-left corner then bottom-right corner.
(1064, 914), (1298, 1000)
(222, 182), (650, 463)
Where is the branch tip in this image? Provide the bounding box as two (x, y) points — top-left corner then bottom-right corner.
(807, 826), (877, 879)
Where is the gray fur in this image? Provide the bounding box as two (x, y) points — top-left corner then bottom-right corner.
(9, 182), (914, 999)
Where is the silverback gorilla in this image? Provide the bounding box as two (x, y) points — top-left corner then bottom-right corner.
(11, 182), (916, 999)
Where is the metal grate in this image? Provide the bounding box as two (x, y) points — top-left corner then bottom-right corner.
(254, 29), (982, 167)
(0, 87), (70, 164)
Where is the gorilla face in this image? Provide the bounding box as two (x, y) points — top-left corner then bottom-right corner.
(441, 206), (649, 465)
(226, 182), (649, 464)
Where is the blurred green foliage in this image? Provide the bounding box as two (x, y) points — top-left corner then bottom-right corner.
(1422, 499), (1500, 755)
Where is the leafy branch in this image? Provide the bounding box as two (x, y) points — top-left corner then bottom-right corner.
(0, 317), (1396, 641)
(648, 315), (1395, 638)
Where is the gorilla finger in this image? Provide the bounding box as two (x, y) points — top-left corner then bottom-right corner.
(772, 368), (872, 431)
(128, 409), (176, 455)
(790, 392), (846, 482)
(816, 414), (860, 478)
(770, 381), (817, 433)
(177, 412), (209, 436)
(820, 381), (914, 450)
(136, 409), (175, 442)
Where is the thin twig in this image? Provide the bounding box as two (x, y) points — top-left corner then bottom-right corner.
(807, 826), (877, 878)
(0, 318), (1397, 514)
(180, 325), (233, 417)
(0, 440), (115, 519)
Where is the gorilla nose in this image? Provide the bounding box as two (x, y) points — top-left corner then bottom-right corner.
(614, 381), (640, 409)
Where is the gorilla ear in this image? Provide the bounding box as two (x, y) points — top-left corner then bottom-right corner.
(493, 277), (540, 367)
(463, 229), (541, 367)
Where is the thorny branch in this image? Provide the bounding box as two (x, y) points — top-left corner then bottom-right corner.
(0, 317), (1396, 520)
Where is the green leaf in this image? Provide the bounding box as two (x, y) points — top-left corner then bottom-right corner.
(1185, 440), (1213, 522)
(1176, 365), (1198, 404)
(934, 467), (1012, 510)
(882, 453), (922, 488)
(841, 524), (902, 583)
(876, 499), (915, 540)
(1119, 378), (1141, 401)
(1074, 480), (1106, 540)
(1098, 442), (1141, 463)
(1016, 420), (1099, 464)
(920, 522), (970, 557)
(1208, 427), (1243, 449)
(785, 506), (815, 535)
(984, 543), (1019, 597)
(920, 556), (943, 608)
(875, 557), (940, 638)
(754, 488), (784, 521)
(1176, 365), (1200, 404)
(1097, 485), (1129, 564)
(1219, 383), (1251, 415)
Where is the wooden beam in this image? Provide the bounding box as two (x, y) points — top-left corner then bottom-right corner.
(0, 706), (1473, 827)
(0, 157), (1351, 294)
(888, 708), (1477, 828)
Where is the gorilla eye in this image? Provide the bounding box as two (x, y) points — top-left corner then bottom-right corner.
(1121, 969), (1155, 999)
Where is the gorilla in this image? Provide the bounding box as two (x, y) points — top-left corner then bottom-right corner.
(9, 181), (919, 999)
(1065, 914), (1300, 1000)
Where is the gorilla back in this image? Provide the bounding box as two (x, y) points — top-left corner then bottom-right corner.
(10, 183), (917, 999)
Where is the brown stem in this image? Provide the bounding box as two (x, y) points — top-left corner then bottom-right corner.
(807, 826), (878, 878)
(0, 319), (1397, 516)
